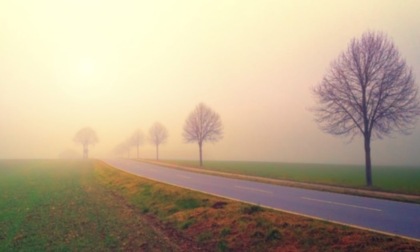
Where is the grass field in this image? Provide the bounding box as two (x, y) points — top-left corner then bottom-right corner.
(161, 160), (420, 195)
(1, 159), (419, 251)
(0, 160), (176, 251)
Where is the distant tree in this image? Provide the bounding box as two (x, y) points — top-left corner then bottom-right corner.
(149, 122), (168, 160)
(130, 129), (144, 159)
(313, 31), (420, 186)
(73, 127), (98, 159)
(183, 103), (223, 167)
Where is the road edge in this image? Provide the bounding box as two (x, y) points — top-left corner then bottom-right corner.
(100, 159), (420, 243)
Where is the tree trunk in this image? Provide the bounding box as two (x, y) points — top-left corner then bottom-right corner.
(137, 144), (139, 159)
(364, 134), (372, 186)
(83, 145), (88, 159)
(199, 142), (203, 167)
(156, 144), (159, 160)
(362, 85), (372, 187)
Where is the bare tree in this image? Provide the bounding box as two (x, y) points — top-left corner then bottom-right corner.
(73, 127), (98, 159)
(149, 122), (168, 160)
(183, 103), (223, 167)
(130, 129), (144, 159)
(313, 31), (420, 186)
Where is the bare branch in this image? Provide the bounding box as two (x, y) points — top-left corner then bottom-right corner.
(149, 122), (168, 160)
(312, 31), (420, 186)
(183, 103), (223, 166)
(149, 122), (168, 146)
(73, 127), (98, 159)
(183, 103), (223, 144)
(313, 31), (420, 140)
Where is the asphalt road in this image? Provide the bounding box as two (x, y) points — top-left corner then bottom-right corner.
(102, 159), (420, 240)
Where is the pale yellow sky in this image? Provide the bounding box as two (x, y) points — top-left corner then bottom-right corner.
(1, 1), (420, 165)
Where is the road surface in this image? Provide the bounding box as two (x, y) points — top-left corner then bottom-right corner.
(102, 159), (420, 240)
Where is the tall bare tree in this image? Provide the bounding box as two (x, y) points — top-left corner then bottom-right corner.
(313, 31), (420, 186)
(149, 122), (168, 160)
(130, 129), (144, 159)
(183, 103), (223, 167)
(73, 127), (98, 159)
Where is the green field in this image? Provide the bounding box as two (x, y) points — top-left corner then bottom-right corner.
(1, 159), (419, 251)
(0, 160), (175, 251)
(162, 160), (420, 195)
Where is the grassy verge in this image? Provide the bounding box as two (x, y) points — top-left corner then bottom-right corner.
(156, 160), (420, 195)
(95, 160), (420, 251)
(1, 159), (419, 251)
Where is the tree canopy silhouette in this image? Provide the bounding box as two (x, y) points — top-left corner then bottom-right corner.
(130, 129), (144, 159)
(313, 31), (420, 186)
(149, 122), (168, 160)
(183, 103), (223, 167)
(73, 127), (98, 159)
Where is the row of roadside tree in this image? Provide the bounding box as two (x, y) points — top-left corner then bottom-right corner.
(74, 103), (223, 167)
(113, 122), (168, 160)
(75, 31), (420, 186)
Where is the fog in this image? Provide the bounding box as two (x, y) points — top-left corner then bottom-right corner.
(1, 1), (420, 165)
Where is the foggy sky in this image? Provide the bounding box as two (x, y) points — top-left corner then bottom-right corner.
(1, 1), (420, 166)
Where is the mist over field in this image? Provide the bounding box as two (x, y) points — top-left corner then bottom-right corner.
(1, 1), (420, 166)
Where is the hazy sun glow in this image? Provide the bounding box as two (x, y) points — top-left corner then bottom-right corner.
(56, 56), (116, 101)
(1, 0), (420, 165)
(79, 58), (95, 76)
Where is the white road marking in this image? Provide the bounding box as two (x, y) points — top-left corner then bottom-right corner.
(234, 185), (273, 194)
(301, 197), (382, 212)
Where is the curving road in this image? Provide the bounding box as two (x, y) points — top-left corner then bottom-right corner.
(102, 159), (420, 240)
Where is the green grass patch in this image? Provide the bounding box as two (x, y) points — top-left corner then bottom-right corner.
(179, 219), (195, 230)
(162, 160), (420, 194)
(0, 159), (174, 251)
(175, 198), (201, 210)
(216, 239), (229, 252)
